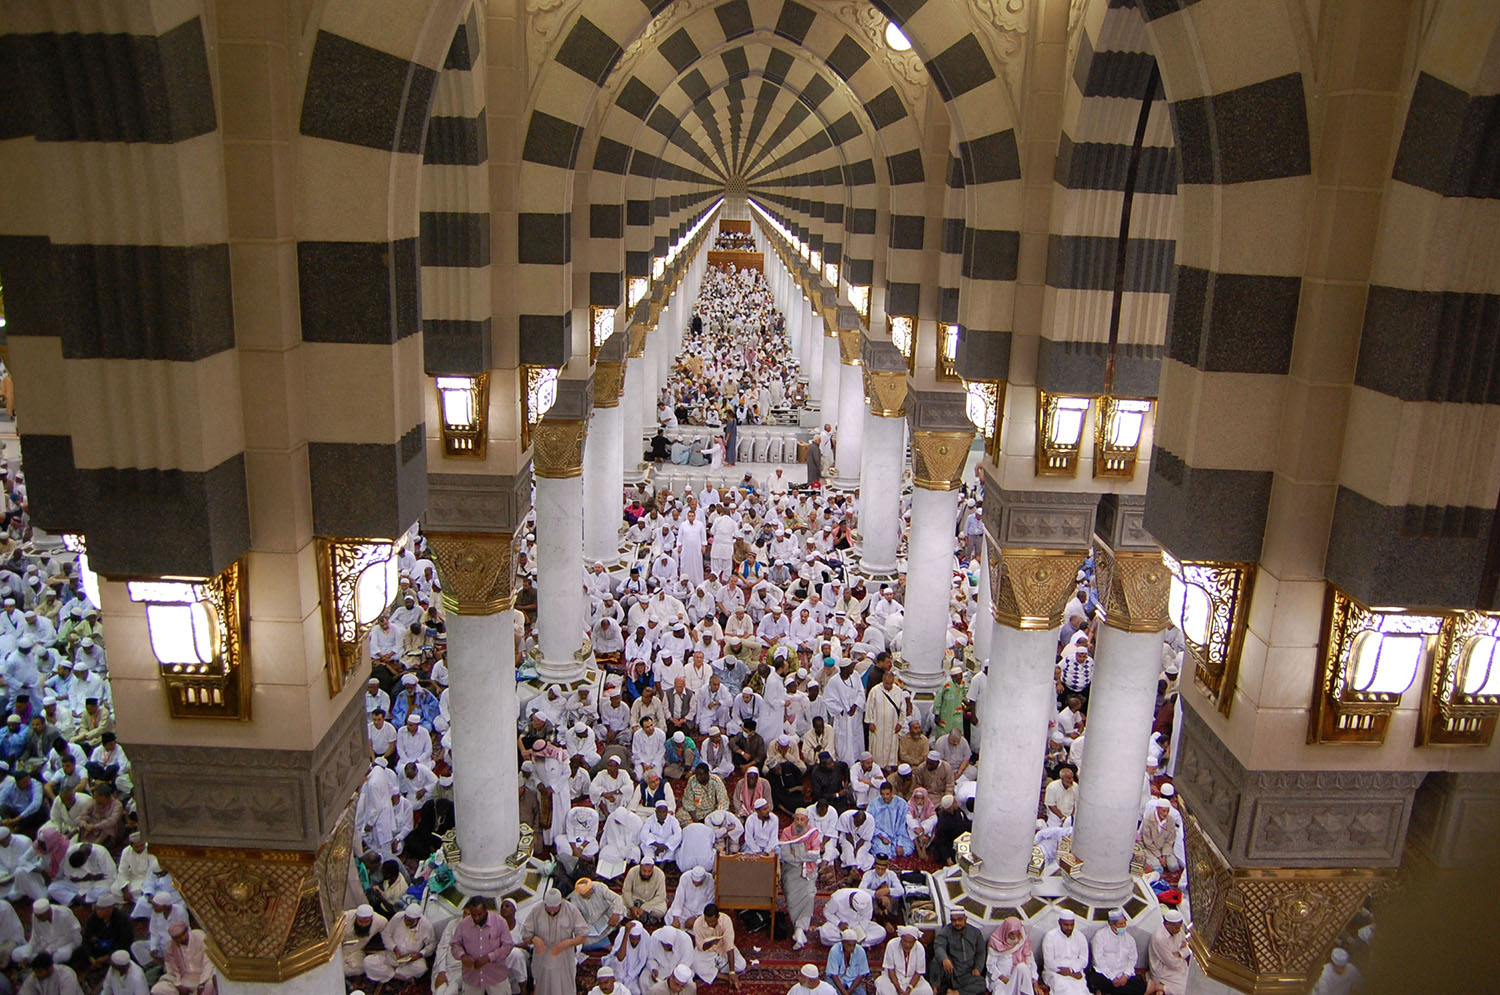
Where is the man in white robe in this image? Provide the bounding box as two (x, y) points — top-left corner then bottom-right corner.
(741, 799), (779, 854)
(591, 757), (635, 810)
(864, 670), (911, 767)
(666, 867), (715, 927)
(640, 803), (683, 865)
(875, 927), (932, 995)
(644, 925), (694, 988)
(837, 809), (876, 874)
(596, 808), (643, 880)
(1040, 911), (1090, 995)
(676, 511), (707, 586)
(366, 903), (436, 983)
(817, 888), (884, 947)
(823, 665), (866, 764)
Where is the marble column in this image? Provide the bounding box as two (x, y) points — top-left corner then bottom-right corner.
(858, 356), (907, 578)
(832, 327), (865, 490)
(641, 327), (661, 430)
(622, 349), (646, 482)
(974, 542), (993, 665)
(533, 413), (588, 680)
(425, 531), (523, 895)
(583, 352), (625, 566)
(216, 953), (343, 995)
(899, 425), (974, 692)
(807, 308), (825, 404)
(1066, 538), (1171, 904)
(963, 543), (1087, 904)
(820, 320), (842, 424)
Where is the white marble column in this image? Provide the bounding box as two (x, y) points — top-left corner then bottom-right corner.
(833, 356), (865, 489)
(975, 542), (993, 664)
(965, 622), (1057, 902)
(807, 310), (825, 403)
(642, 330), (661, 429)
(857, 409), (904, 577)
(535, 458), (587, 680)
(901, 484), (959, 692)
(622, 356), (646, 481)
(447, 607), (523, 892)
(1067, 545), (1169, 904)
(583, 401), (623, 566)
(820, 326), (841, 427)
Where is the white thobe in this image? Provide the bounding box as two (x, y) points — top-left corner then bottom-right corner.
(640, 813), (683, 862)
(1040, 928), (1090, 995)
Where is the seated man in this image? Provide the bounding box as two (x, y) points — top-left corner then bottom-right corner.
(569, 878), (626, 954)
(857, 854), (906, 923)
(640, 802), (683, 867)
(622, 859), (668, 928)
(366, 902), (436, 985)
(874, 927), (931, 995)
(666, 867), (715, 928)
(678, 764), (729, 823)
(817, 888), (885, 948)
(152, 923), (216, 995)
(1088, 908), (1146, 995)
(928, 909), (984, 995)
(826, 929), (871, 995)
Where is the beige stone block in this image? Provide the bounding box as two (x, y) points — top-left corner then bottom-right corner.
(300, 344), (399, 443)
(1335, 92), (1400, 189)
(1257, 477), (1335, 580)
(1322, 188), (1381, 282)
(218, 0), (293, 43)
(224, 141), (286, 241)
(1185, 372), (1285, 470)
(1276, 378), (1349, 483)
(1369, 180), (1440, 289)
(238, 346), (305, 451)
(1265, 578), (1329, 651)
(1424, 0), (1500, 89)
(244, 447), (313, 553)
(218, 42), (282, 141)
(245, 615), (320, 686)
(1031, 41), (1067, 90)
(297, 139), (405, 243)
(320, 1), (442, 62)
(1232, 626), (1272, 707)
(244, 550), (313, 626)
(6, 337), (70, 435)
(1289, 279), (1366, 383)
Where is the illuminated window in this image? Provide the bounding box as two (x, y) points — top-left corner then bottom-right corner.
(127, 563), (249, 717)
(1037, 392), (1091, 476)
(590, 305), (616, 363)
(628, 277), (648, 309)
(435, 375), (487, 458)
(824, 263), (839, 287)
(963, 379), (1002, 462)
(1094, 397), (1153, 479)
(889, 315), (914, 363)
(848, 285), (870, 323)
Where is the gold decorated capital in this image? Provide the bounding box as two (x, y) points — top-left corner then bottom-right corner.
(864, 369), (908, 418)
(593, 361), (625, 408)
(911, 429), (974, 490)
(837, 327), (863, 366)
(823, 308), (839, 335)
(154, 808), (353, 982)
(627, 323), (648, 358)
(989, 543), (1088, 630)
(1185, 817), (1393, 993)
(532, 419), (586, 478)
(1093, 539), (1171, 633)
(426, 531), (516, 614)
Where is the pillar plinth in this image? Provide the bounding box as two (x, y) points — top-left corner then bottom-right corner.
(962, 544), (1089, 904)
(1066, 538), (1171, 904)
(533, 418), (588, 680)
(425, 531), (527, 897)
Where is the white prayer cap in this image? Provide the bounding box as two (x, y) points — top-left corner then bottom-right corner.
(596, 968), (615, 979)
(404, 902), (422, 918)
(655, 799), (669, 809)
(948, 908), (967, 920)
(1036, 819), (1047, 830)
(1330, 948), (1349, 966)
(690, 867), (708, 883)
(543, 889), (563, 908)
(374, 757), (389, 768)
(709, 726), (722, 736)
(152, 892), (174, 908)
(606, 754), (620, 765)
(95, 893), (118, 908)
(777, 734), (791, 746)
(898, 926), (921, 938)
(110, 950), (130, 967)
(950, 666), (963, 676)
(1108, 908), (1127, 922)
(672, 965), (694, 984)
(3, 599), (13, 607)
(1358, 924), (1374, 943)
(641, 856), (656, 866)
(521, 761), (535, 773)
(1057, 910), (1076, 923)
(366, 678), (380, 687)
(940, 794), (956, 809)
(17, 636), (32, 650)
(42, 697), (56, 706)
(1161, 783), (1176, 797)
(405, 712), (420, 724)
(897, 763), (912, 775)
(1161, 909), (1183, 923)
(840, 928), (859, 941)
(401, 673), (418, 685)
(800, 965), (820, 980)
(753, 797), (769, 809)
(4, 715), (17, 725)
(33, 898), (50, 913)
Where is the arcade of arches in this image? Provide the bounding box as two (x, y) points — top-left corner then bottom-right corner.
(0, 0), (1497, 993)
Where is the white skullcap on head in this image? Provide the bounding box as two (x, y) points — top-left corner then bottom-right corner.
(543, 889), (563, 908)
(110, 950), (130, 967)
(800, 965), (820, 980)
(1057, 910), (1076, 923)
(841, 928), (859, 940)
(1161, 909), (1183, 923)
(948, 907), (967, 920)
(1108, 908), (1126, 921)
(690, 867), (708, 882)
(673, 965), (693, 983)
(753, 797), (769, 809)
(1161, 783), (1176, 797)
(655, 799), (669, 809)
(709, 726), (722, 736)
(401, 673), (418, 685)
(777, 734), (791, 746)
(673, 731), (685, 743)
(641, 856), (656, 866)
(596, 967), (615, 979)
(897, 763), (912, 775)
(33, 899), (50, 913)
(367, 678), (380, 687)
(574, 721), (588, 733)
(405, 712), (421, 724)
(1330, 948), (1350, 966)
(404, 902), (422, 918)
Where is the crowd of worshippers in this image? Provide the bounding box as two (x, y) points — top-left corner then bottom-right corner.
(0, 459), (218, 995)
(711, 232), (756, 251)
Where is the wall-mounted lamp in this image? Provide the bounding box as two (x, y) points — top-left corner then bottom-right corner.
(1163, 551), (1255, 717)
(435, 375), (488, 459)
(316, 536), (408, 696)
(889, 315), (916, 373)
(824, 262), (839, 288)
(964, 379), (1004, 463)
(1310, 584), (1443, 744)
(1418, 611), (1500, 746)
(590, 305), (616, 364)
(127, 561), (250, 719)
(652, 255), (666, 280)
(627, 277), (648, 309)
(938, 323), (960, 380)
(1094, 396), (1153, 479)
(848, 285), (871, 324)
(1036, 391), (1092, 476)
(521, 365), (560, 451)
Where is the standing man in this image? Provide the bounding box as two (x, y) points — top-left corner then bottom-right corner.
(524, 889), (588, 995)
(864, 669), (911, 768)
(450, 896), (516, 995)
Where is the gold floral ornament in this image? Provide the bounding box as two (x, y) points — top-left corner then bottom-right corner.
(989, 545), (1088, 631)
(911, 429), (973, 490)
(425, 532), (515, 615)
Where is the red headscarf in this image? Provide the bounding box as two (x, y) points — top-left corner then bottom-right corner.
(987, 916), (1032, 969)
(907, 787), (936, 821)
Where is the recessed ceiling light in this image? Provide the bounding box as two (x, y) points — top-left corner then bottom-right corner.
(885, 22), (912, 52)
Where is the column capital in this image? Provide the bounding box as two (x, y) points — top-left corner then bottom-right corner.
(627, 322), (649, 358)
(153, 808), (353, 983)
(1093, 537), (1172, 633)
(532, 419), (586, 478)
(911, 429), (974, 490)
(426, 531), (516, 615)
(836, 327), (863, 365)
(592, 361), (625, 407)
(988, 541), (1089, 630)
(864, 369), (908, 417)
(1185, 816), (1395, 993)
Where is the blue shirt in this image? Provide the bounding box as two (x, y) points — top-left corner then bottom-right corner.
(0, 778), (42, 818)
(826, 943), (869, 985)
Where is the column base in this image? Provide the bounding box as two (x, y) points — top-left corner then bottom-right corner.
(522, 661), (602, 699)
(853, 555), (900, 583)
(930, 864), (1169, 947)
(1062, 865), (1136, 906)
(452, 859), (528, 899)
(624, 463), (648, 485)
(829, 472), (860, 491)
